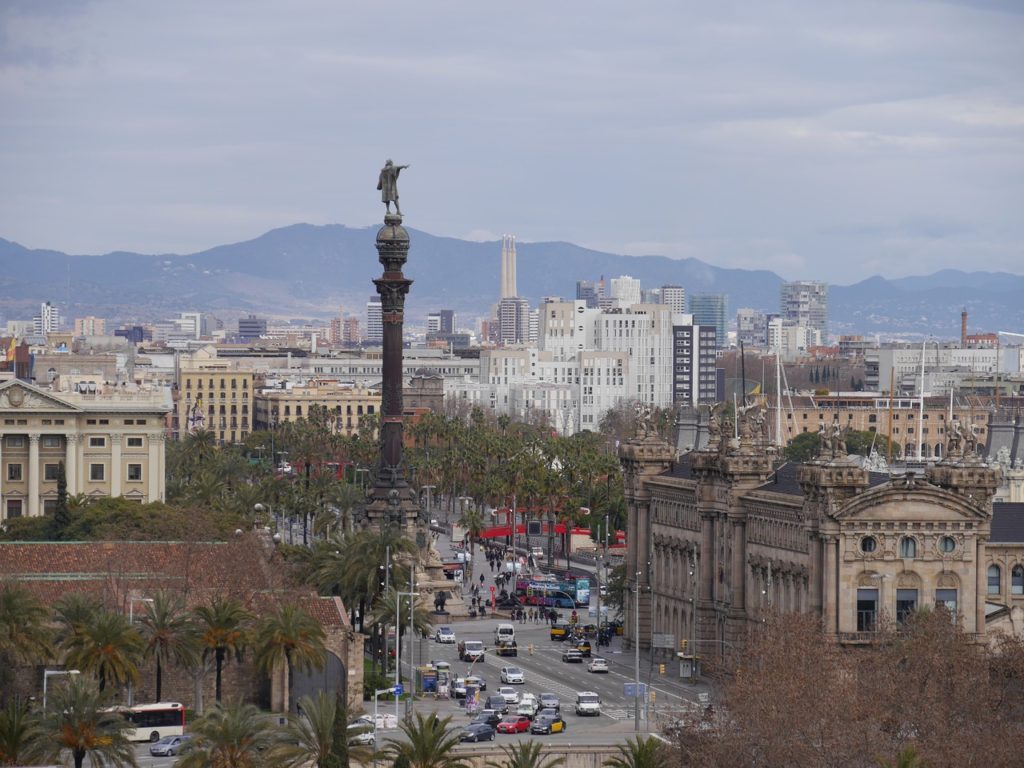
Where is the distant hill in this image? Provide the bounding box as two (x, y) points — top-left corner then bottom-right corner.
(1, 226), (1022, 337)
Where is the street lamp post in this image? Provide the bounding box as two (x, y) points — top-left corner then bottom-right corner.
(396, 569), (419, 720)
(633, 571), (642, 731)
(42, 668), (80, 711)
(372, 685), (400, 768)
(127, 596), (154, 706)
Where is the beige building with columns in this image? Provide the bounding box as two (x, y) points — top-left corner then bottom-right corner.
(621, 407), (1022, 661)
(0, 378), (170, 521)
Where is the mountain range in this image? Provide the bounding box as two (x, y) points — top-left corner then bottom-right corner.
(2, 224), (1022, 338)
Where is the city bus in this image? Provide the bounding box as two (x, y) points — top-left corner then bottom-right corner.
(112, 702), (187, 742)
(515, 578), (590, 608)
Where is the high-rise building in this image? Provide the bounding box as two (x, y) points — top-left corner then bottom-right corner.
(438, 309), (455, 334)
(780, 280), (828, 336)
(689, 294), (727, 350)
(342, 317), (360, 346)
(498, 297), (530, 345)
(661, 285), (686, 315)
(74, 316), (106, 336)
(609, 275), (642, 308)
(736, 308), (768, 348)
(365, 296), (383, 344)
(500, 235), (517, 299)
(33, 302), (60, 335)
(238, 315), (268, 341)
(672, 318), (718, 406)
(576, 279), (603, 308)
(426, 313), (442, 334)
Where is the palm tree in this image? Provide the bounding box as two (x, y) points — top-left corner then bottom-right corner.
(61, 608), (143, 693)
(0, 585), (54, 688)
(458, 505), (486, 581)
(266, 690), (373, 768)
(176, 700), (276, 768)
(383, 712), (469, 768)
(38, 675), (136, 768)
(486, 741), (566, 768)
(254, 603), (326, 713)
(603, 736), (666, 768)
(53, 592), (102, 647)
(194, 597), (252, 703)
(0, 700), (47, 767)
(371, 588), (434, 657)
(138, 590), (200, 702)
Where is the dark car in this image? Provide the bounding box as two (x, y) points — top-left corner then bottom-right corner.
(471, 710), (501, 728)
(485, 694), (509, 714)
(529, 712), (567, 734)
(460, 722), (496, 742)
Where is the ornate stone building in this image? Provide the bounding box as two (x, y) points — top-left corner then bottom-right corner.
(622, 406), (1024, 658)
(0, 378), (169, 521)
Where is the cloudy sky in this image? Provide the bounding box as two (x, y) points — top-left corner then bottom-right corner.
(1, 0), (1021, 283)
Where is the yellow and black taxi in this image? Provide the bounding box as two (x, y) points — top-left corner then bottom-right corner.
(550, 622), (571, 641)
(529, 711), (567, 735)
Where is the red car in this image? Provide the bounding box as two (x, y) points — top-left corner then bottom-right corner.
(496, 715), (531, 734)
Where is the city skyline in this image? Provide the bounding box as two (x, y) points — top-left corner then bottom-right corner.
(1, 2), (1021, 283)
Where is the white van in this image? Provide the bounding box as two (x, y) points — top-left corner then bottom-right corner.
(575, 691), (601, 716)
(495, 623), (515, 645)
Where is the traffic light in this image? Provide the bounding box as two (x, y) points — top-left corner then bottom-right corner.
(658, 663), (665, 675)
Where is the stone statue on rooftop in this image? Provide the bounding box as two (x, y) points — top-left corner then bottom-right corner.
(377, 159), (409, 215)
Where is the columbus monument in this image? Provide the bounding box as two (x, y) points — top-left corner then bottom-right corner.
(365, 159), (419, 532)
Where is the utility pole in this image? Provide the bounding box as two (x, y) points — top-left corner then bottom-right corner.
(633, 570), (642, 731)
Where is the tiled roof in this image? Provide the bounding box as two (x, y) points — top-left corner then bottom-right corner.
(991, 503), (1024, 543)
(0, 535), (349, 627)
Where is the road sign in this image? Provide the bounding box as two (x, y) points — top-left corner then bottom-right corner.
(623, 682), (648, 698)
(652, 633), (674, 649)
(393, 684), (404, 697)
(698, 692), (710, 705)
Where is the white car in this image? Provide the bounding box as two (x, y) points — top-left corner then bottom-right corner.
(435, 625), (456, 644)
(588, 657), (609, 673)
(517, 693), (539, 718)
(346, 724), (375, 746)
(356, 713), (398, 730)
(498, 686), (520, 706)
(500, 665), (525, 684)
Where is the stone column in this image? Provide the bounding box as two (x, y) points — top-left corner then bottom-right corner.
(28, 433), (40, 517)
(65, 434), (78, 495)
(0, 432), (4, 518)
(730, 518), (746, 611)
(823, 535), (838, 635)
(109, 433), (122, 497)
(147, 432), (163, 503)
(975, 538), (986, 635)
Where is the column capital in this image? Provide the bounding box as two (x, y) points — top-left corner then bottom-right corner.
(66, 433), (79, 444)
(108, 432), (122, 442)
(28, 433), (40, 444)
(149, 431), (166, 443)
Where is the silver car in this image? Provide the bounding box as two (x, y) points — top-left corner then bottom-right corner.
(149, 735), (192, 756)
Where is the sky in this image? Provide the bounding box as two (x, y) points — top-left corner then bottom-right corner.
(1, 0), (1022, 284)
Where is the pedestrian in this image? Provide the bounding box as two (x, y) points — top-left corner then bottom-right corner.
(479, 573), (485, 587)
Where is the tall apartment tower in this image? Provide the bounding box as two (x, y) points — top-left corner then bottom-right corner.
(661, 285), (686, 315)
(498, 297), (530, 345)
(609, 275), (642, 307)
(780, 280), (828, 336)
(576, 279), (603, 308)
(365, 296), (383, 344)
(500, 235), (518, 299)
(33, 302), (60, 335)
(689, 294), (727, 350)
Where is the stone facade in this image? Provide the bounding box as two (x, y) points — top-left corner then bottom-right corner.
(622, 406), (1023, 658)
(0, 378), (169, 521)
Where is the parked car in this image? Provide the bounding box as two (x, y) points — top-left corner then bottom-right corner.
(500, 665), (525, 684)
(530, 712), (567, 735)
(561, 648), (583, 664)
(149, 735), (192, 757)
(435, 625), (456, 644)
(539, 693), (560, 713)
(588, 657), (609, 673)
(574, 691), (601, 716)
(496, 715), (532, 734)
(346, 724), (375, 747)
(498, 686), (520, 705)
(460, 722), (496, 742)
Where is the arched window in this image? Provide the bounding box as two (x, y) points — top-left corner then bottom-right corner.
(899, 537), (917, 558)
(1012, 565), (1024, 596)
(988, 565), (1001, 595)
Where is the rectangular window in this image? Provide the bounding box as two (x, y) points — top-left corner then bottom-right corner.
(6, 499), (22, 518)
(124, 419), (134, 425)
(127, 437), (144, 448)
(43, 499), (57, 515)
(44, 463), (60, 481)
(6, 436), (24, 448)
(90, 463), (105, 481)
(935, 588), (957, 617)
(89, 437), (106, 448)
(7, 463), (23, 481)
(857, 588), (878, 632)
(127, 463), (142, 481)
(896, 588), (918, 625)
(42, 436), (61, 448)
